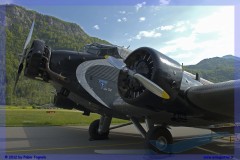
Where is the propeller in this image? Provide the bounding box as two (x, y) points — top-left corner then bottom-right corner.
(13, 21), (35, 93)
(107, 56), (170, 99)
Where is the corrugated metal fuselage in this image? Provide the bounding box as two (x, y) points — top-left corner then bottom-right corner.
(47, 50), (235, 127)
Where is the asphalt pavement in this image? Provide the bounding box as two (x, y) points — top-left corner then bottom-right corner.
(1, 124), (236, 156)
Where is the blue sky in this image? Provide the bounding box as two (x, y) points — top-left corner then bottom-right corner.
(1, 0), (239, 65)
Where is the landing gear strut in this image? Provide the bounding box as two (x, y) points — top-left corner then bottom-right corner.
(88, 115), (133, 140)
(89, 115), (112, 140)
(88, 115), (173, 153)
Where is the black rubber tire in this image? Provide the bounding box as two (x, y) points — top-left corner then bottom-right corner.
(145, 126), (173, 154)
(89, 119), (109, 140)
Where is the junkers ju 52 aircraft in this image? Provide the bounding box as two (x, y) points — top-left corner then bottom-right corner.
(14, 21), (240, 152)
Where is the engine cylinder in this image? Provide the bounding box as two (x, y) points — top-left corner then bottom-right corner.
(118, 47), (183, 109)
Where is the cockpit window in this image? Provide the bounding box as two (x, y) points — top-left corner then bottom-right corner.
(85, 45), (100, 55)
(98, 48), (120, 58)
(117, 47), (131, 59)
(84, 43), (131, 59)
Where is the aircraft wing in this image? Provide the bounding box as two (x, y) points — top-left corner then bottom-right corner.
(183, 71), (213, 85)
(185, 79), (240, 117)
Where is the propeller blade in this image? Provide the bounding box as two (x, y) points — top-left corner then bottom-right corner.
(107, 56), (170, 99)
(23, 21), (35, 50)
(13, 21), (35, 93)
(133, 73), (170, 99)
(13, 73), (20, 93)
(19, 21), (35, 64)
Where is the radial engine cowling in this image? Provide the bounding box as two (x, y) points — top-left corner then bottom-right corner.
(118, 47), (183, 109)
(24, 40), (46, 79)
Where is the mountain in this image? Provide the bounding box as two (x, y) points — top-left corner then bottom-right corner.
(185, 55), (240, 82)
(4, 5), (111, 106)
(222, 55), (240, 61)
(3, 5), (239, 106)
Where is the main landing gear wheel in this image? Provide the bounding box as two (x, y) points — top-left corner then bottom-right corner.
(89, 119), (109, 140)
(146, 126), (173, 154)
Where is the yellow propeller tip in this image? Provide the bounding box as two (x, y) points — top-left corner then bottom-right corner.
(162, 91), (170, 100)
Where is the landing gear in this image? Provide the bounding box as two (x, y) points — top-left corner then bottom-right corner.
(89, 119), (109, 140)
(89, 116), (112, 140)
(88, 115), (133, 140)
(88, 115), (173, 154)
(146, 126), (173, 153)
(130, 117), (173, 153)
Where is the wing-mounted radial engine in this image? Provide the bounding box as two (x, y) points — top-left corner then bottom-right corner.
(117, 47), (183, 109)
(24, 39), (74, 82)
(24, 39), (47, 80)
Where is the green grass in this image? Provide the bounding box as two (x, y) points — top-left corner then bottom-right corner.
(5, 109), (128, 126)
(5, 106), (33, 109)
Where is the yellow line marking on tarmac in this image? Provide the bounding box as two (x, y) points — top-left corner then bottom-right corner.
(196, 147), (220, 154)
(111, 132), (142, 138)
(5, 142), (143, 153)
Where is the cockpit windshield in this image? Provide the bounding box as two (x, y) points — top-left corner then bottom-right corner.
(117, 47), (131, 59)
(84, 45), (100, 55)
(84, 43), (131, 59)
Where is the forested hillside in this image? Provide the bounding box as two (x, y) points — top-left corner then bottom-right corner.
(185, 55), (240, 82)
(5, 5), (110, 106)
(4, 5), (239, 106)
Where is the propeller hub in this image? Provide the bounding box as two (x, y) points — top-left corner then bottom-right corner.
(118, 52), (154, 100)
(135, 60), (151, 77)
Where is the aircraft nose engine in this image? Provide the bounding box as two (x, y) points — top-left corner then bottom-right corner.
(117, 47), (183, 108)
(24, 40), (47, 80)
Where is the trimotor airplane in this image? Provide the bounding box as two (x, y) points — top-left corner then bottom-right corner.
(14, 21), (240, 153)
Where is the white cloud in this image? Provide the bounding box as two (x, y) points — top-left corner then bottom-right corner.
(160, 31), (233, 65)
(159, 0), (171, 5)
(119, 11), (126, 14)
(191, 7), (234, 63)
(122, 17), (127, 22)
(0, 0), (13, 4)
(158, 7), (234, 65)
(135, 2), (146, 12)
(165, 35), (197, 51)
(150, 6), (161, 12)
(176, 21), (185, 27)
(117, 17), (127, 22)
(193, 7), (233, 36)
(170, 52), (194, 60)
(135, 30), (162, 40)
(168, 21), (191, 32)
(159, 45), (178, 53)
(159, 25), (174, 31)
(139, 17), (146, 22)
(129, 26), (163, 41)
(93, 25), (100, 30)
(174, 26), (186, 32)
(127, 38), (133, 42)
